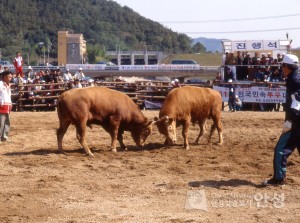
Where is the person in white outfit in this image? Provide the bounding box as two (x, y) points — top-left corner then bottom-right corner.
(0, 70), (13, 142)
(74, 68), (85, 80)
(63, 69), (74, 82)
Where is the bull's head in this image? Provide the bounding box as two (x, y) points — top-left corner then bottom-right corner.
(131, 120), (154, 147)
(153, 116), (177, 145)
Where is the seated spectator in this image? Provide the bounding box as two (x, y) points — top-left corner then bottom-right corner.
(25, 66), (35, 83)
(214, 72), (222, 83)
(264, 66), (272, 82)
(171, 79), (181, 88)
(224, 67), (234, 82)
(74, 68), (85, 80)
(254, 67), (265, 82)
(63, 69), (73, 82)
(74, 79), (82, 88)
(269, 68), (283, 82)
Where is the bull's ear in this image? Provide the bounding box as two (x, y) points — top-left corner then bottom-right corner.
(154, 117), (159, 121)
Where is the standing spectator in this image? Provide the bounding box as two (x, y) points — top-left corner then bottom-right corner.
(262, 54), (300, 186)
(236, 51), (244, 80)
(251, 52), (260, 66)
(267, 52), (274, 64)
(242, 52), (252, 80)
(0, 70), (13, 143)
(235, 95), (242, 111)
(228, 53), (236, 81)
(227, 79), (236, 112)
(277, 53), (283, 63)
(13, 52), (24, 77)
(74, 67), (85, 80)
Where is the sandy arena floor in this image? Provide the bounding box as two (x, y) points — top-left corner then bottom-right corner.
(0, 110), (299, 223)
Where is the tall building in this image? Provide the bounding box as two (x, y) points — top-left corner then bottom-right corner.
(57, 31), (87, 65)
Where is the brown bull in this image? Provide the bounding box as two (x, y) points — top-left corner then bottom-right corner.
(154, 86), (223, 149)
(57, 87), (154, 156)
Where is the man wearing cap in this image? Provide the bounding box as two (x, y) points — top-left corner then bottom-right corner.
(74, 67), (85, 81)
(0, 70), (13, 143)
(262, 54), (300, 186)
(63, 69), (74, 82)
(25, 66), (35, 83)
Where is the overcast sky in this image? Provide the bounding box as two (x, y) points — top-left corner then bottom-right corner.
(114, 0), (300, 48)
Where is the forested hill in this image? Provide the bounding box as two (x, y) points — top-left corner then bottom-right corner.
(0, 0), (192, 61)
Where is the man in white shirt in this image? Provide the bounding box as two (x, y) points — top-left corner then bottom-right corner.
(74, 68), (85, 80)
(0, 70), (13, 143)
(63, 69), (74, 82)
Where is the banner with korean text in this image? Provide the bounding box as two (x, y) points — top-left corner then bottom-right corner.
(231, 40), (279, 52)
(213, 85), (286, 103)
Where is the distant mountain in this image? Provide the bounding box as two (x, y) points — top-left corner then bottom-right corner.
(192, 37), (224, 53)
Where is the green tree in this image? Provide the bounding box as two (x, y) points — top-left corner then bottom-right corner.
(87, 45), (103, 64)
(192, 42), (207, 53)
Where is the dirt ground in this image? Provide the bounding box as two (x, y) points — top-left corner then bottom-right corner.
(0, 110), (299, 223)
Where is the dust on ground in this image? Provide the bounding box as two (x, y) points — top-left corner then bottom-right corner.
(0, 110), (299, 223)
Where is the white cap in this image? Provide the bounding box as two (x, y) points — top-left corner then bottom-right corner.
(228, 79), (233, 83)
(28, 66), (32, 69)
(66, 69), (69, 71)
(282, 54), (299, 65)
(79, 67), (82, 70)
(174, 79), (179, 82)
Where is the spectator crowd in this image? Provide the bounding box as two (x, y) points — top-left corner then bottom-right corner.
(222, 51), (285, 83)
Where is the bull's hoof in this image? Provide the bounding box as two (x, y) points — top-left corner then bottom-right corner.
(58, 150), (67, 155)
(184, 146), (190, 150)
(112, 148), (117, 153)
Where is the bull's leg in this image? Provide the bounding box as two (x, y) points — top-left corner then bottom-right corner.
(109, 116), (121, 152)
(182, 119), (191, 150)
(117, 130), (127, 151)
(75, 122), (94, 156)
(57, 121), (71, 154)
(211, 116), (223, 145)
(195, 119), (207, 144)
(208, 123), (216, 143)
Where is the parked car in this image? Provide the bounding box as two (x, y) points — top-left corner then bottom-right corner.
(0, 60), (12, 66)
(171, 59), (198, 65)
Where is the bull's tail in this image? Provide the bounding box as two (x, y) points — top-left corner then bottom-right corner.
(56, 94), (71, 154)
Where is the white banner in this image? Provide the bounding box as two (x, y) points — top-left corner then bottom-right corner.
(213, 85), (286, 103)
(231, 40), (280, 51)
(66, 64), (106, 70)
